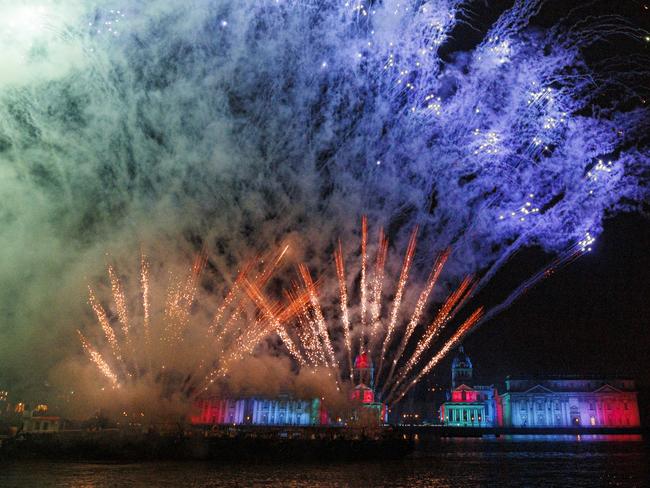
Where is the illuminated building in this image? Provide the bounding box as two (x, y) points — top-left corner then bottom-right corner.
(192, 396), (324, 426)
(501, 378), (641, 428)
(21, 408), (62, 434)
(451, 346), (472, 389)
(349, 352), (388, 423)
(21, 416), (62, 433)
(193, 353), (386, 426)
(0, 389), (8, 416)
(439, 347), (502, 427)
(439, 346), (641, 429)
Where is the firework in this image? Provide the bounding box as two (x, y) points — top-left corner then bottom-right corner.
(79, 246), (292, 401)
(334, 240), (353, 381)
(359, 215), (368, 353)
(250, 217), (479, 407)
(262, 217), (594, 407)
(375, 226), (418, 387)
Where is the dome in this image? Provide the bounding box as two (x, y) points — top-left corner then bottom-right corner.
(354, 352), (373, 369)
(451, 345), (472, 369)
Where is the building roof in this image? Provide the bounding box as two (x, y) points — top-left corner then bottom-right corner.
(451, 345), (472, 369)
(505, 378), (636, 393)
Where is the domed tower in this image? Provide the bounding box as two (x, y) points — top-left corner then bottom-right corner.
(352, 352), (376, 404)
(451, 345), (472, 388)
(353, 352), (374, 388)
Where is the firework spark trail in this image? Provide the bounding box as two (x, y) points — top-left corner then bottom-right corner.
(334, 240), (354, 380)
(108, 265), (129, 340)
(202, 316), (270, 390)
(375, 226), (418, 388)
(381, 248), (450, 394)
(77, 330), (119, 388)
(389, 307), (484, 405)
(107, 264), (141, 376)
(359, 215), (368, 353)
(206, 291), (310, 391)
(208, 248), (295, 367)
(211, 246), (288, 347)
(238, 277), (309, 364)
(276, 326), (307, 366)
(163, 249), (209, 346)
(368, 227), (388, 348)
(140, 253), (151, 348)
(162, 276), (184, 345)
(295, 309), (326, 367)
(208, 267), (248, 336)
(298, 264), (337, 368)
(87, 286), (122, 362)
(289, 284), (329, 367)
(384, 275), (475, 398)
(260, 244), (290, 284)
(470, 237), (592, 335)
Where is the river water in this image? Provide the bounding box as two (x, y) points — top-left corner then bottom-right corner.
(2, 436), (648, 487)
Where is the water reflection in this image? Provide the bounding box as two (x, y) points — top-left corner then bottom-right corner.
(498, 434), (643, 442)
(1, 439), (648, 488)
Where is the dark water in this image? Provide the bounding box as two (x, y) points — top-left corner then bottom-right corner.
(2, 436), (648, 487)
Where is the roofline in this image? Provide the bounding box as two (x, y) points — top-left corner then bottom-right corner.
(505, 375), (636, 381)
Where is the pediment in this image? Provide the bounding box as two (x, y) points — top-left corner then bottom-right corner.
(523, 384), (554, 394)
(593, 384), (622, 394)
(454, 384), (475, 392)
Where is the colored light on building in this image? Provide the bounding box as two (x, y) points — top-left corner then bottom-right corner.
(500, 379), (641, 428)
(192, 354), (387, 427)
(440, 346), (641, 429)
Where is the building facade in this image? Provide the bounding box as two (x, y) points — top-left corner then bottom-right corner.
(439, 346), (641, 429)
(501, 378), (641, 428)
(21, 412), (62, 433)
(192, 353), (386, 427)
(439, 346), (502, 427)
(191, 396), (322, 426)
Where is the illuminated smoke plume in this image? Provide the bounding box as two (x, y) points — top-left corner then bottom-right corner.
(0, 1), (648, 399)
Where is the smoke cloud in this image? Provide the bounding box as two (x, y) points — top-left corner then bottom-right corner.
(0, 0), (647, 412)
